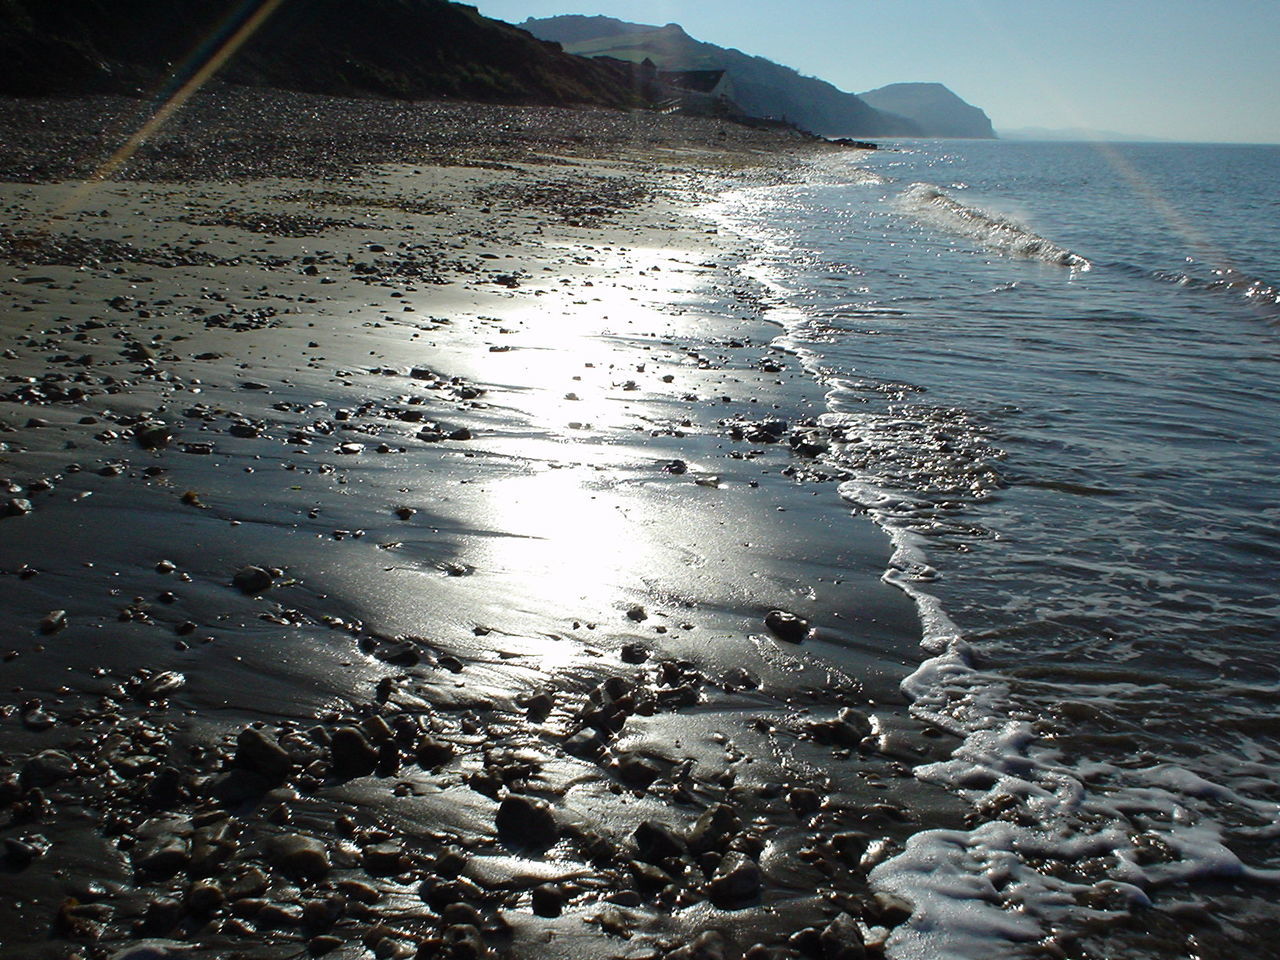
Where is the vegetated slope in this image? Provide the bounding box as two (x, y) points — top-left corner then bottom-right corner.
(0, 0), (645, 106)
(523, 14), (921, 138)
(858, 82), (996, 139)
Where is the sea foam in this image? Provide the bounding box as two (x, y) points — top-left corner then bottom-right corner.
(898, 182), (1091, 269)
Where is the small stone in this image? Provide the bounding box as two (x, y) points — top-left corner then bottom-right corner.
(186, 880), (225, 915)
(495, 795), (557, 849)
(820, 911), (867, 960)
(706, 852), (762, 909)
(686, 803), (741, 855)
(309, 935), (343, 956)
(787, 787), (823, 816)
(38, 609), (67, 634)
(668, 930), (733, 960)
(626, 604), (648, 622)
(20, 749), (76, 788)
(531, 883), (564, 917)
(232, 565), (274, 594)
(863, 890), (913, 927)
(135, 421), (172, 450)
(415, 736), (455, 768)
(633, 820), (684, 864)
(4, 497), (33, 518)
(266, 834), (330, 880)
(362, 842), (404, 875)
(764, 609), (810, 643)
(329, 726), (379, 778)
(235, 727), (293, 784)
(614, 754), (659, 790)
(620, 642), (648, 663)
(135, 836), (190, 878)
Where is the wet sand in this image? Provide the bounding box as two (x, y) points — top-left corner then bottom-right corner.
(0, 90), (964, 959)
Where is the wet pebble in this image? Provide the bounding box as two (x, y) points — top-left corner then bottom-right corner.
(235, 726), (294, 783)
(495, 794), (557, 849)
(706, 852), (762, 909)
(764, 609), (810, 643)
(232, 565), (274, 594)
(329, 726), (379, 778)
(266, 834), (330, 880)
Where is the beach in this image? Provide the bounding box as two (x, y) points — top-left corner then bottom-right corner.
(0, 88), (963, 960)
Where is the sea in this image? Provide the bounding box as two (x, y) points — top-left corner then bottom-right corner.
(709, 140), (1280, 958)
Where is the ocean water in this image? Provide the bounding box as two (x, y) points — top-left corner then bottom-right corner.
(710, 141), (1280, 958)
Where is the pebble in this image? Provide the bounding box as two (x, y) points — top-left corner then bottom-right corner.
(764, 609), (810, 643)
(38, 609), (67, 634)
(819, 911), (866, 960)
(232, 565), (274, 594)
(706, 852), (762, 909)
(329, 726), (379, 778)
(20, 749), (76, 788)
(361, 841), (404, 875)
(633, 820), (683, 864)
(265, 834), (330, 880)
(4, 497), (33, 517)
(235, 727), (294, 783)
(495, 794), (557, 849)
(531, 882), (564, 917)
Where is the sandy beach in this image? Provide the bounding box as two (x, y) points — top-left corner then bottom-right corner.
(0, 88), (964, 960)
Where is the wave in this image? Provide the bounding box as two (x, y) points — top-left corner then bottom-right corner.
(1152, 265), (1280, 320)
(898, 182), (1091, 269)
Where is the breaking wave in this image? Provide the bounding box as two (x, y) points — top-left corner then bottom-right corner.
(898, 182), (1091, 269)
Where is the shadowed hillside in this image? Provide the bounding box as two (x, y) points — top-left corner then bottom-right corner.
(0, 0), (646, 106)
(523, 14), (921, 138)
(859, 82), (995, 139)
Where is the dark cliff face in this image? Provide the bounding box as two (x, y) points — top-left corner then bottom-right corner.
(0, 0), (645, 106)
(522, 14), (922, 138)
(857, 82), (996, 139)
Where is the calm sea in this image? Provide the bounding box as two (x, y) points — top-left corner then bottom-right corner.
(711, 141), (1280, 958)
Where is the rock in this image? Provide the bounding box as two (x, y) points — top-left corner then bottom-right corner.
(787, 787), (823, 816)
(620, 642), (648, 663)
(108, 940), (190, 960)
(235, 727), (293, 784)
(633, 820), (684, 864)
(441, 924), (486, 960)
(764, 609), (810, 643)
(207, 768), (270, 804)
(686, 803), (741, 855)
(414, 736), (455, 768)
(134, 836), (190, 878)
(135, 421), (173, 450)
(531, 883), (564, 917)
(706, 852), (762, 909)
(329, 726), (379, 778)
(614, 754), (659, 790)
(232, 565), (274, 594)
(626, 604), (648, 622)
(38, 609), (67, 634)
(668, 930), (734, 960)
(4, 497), (33, 518)
(362, 842), (404, 875)
(819, 911), (866, 960)
(266, 834), (330, 880)
(495, 795), (557, 849)
(20, 749), (76, 788)
(863, 890), (913, 927)
(186, 880), (225, 915)
(663, 459), (688, 475)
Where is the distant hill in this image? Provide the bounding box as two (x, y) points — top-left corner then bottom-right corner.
(0, 0), (644, 107)
(522, 14), (922, 138)
(858, 83), (995, 139)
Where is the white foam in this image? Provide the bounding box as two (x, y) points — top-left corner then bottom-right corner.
(898, 182), (1091, 269)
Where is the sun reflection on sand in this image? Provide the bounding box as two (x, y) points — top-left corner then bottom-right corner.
(469, 464), (659, 638)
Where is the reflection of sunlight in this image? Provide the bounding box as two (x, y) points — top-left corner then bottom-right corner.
(471, 464), (657, 632)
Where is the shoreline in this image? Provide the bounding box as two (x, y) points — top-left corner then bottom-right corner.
(0, 90), (964, 960)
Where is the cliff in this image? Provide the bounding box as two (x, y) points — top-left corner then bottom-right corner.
(858, 82), (996, 139)
(522, 15), (922, 138)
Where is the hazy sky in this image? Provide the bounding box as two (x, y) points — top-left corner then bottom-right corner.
(473, 0), (1280, 143)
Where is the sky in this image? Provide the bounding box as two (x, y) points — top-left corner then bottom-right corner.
(472, 0), (1280, 143)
